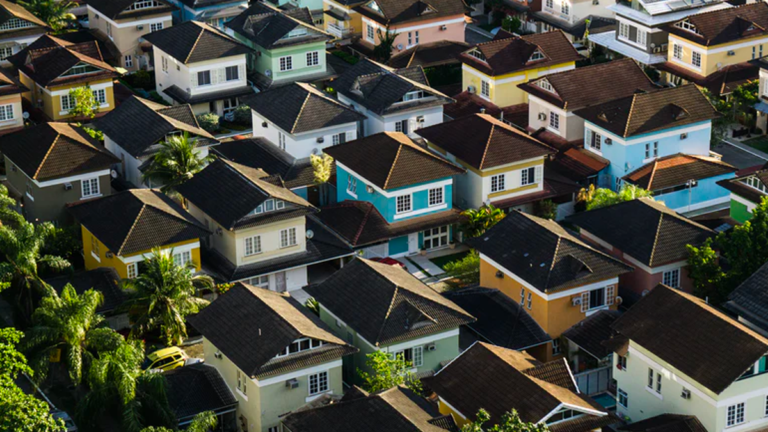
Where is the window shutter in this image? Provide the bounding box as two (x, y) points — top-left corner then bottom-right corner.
(238, 64), (245, 81)
(191, 71), (198, 87)
(606, 285), (615, 305)
(347, 130), (356, 141)
(535, 165), (543, 183)
(580, 291), (589, 313)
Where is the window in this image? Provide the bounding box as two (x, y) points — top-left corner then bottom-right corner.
(647, 368), (654, 388)
(124, 55), (133, 68)
(589, 287), (605, 309)
(520, 288), (525, 305)
(236, 370), (247, 394)
(491, 174), (505, 192)
(346, 176), (358, 196)
(546, 0), (553, 8)
(81, 177), (100, 197)
(663, 268), (680, 288)
(617, 355), (627, 370)
(280, 228), (297, 248)
(0, 46), (13, 59)
(481, 80), (490, 97)
(415, 30), (419, 44)
(402, 91), (424, 101)
(106, 21), (112, 38)
(645, 142), (658, 159)
(765, 395), (768, 417)
(161, 56), (168, 73)
(250, 275), (269, 289)
(727, 403), (745, 427)
(527, 292), (532, 309)
(521, 167), (536, 186)
(149, 22), (163, 32)
(309, 371), (329, 395)
(408, 32), (412, 46)
(197, 70), (211, 86)
(173, 251), (192, 267)
(127, 0), (162, 10)
(278, 132), (286, 150)
(223, 97), (238, 115)
(367, 24), (375, 41)
(468, 49), (486, 62)
(673, 44), (683, 60)
(0, 18), (36, 31)
(332, 132), (346, 145)
(637, 28), (647, 46)
(589, 130), (601, 151)
(549, 112), (560, 130)
(268, 427), (279, 432)
(225, 65), (239, 81)
(245, 236), (261, 256)
(529, 50), (545, 61)
(423, 226), (449, 249)
(91, 235), (100, 256)
(561, 1), (569, 14)
(127, 263), (138, 279)
(619, 22), (630, 39)
(278, 338), (326, 357)
(395, 119), (408, 134)
(618, 389), (628, 408)
(428, 187), (443, 206)
(537, 79), (553, 92)
(675, 19), (700, 34)
(0, 104), (13, 121)
(552, 339), (561, 355)
(93, 89), (106, 105)
(656, 371), (662, 393)
(306, 51), (319, 66)
(394, 346), (424, 367)
(279, 56), (293, 71)
(396, 195), (412, 213)
(61, 94), (75, 111)
(692, 51), (701, 68)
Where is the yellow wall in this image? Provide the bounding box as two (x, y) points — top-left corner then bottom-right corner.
(668, 34), (767, 77)
(0, 93), (24, 132)
(323, 0), (363, 35)
(438, 399), (470, 428)
(462, 62), (575, 107)
(18, 71), (115, 121)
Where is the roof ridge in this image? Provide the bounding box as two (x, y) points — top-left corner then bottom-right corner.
(544, 236), (562, 290)
(479, 123), (495, 170)
(33, 130), (61, 180)
(623, 93), (638, 138)
(648, 211), (664, 267)
(353, 202), (375, 244)
(382, 141), (404, 189)
(291, 91), (313, 134)
(374, 280), (401, 347)
(645, 158), (660, 189)
(185, 25), (207, 64)
(117, 203), (147, 256)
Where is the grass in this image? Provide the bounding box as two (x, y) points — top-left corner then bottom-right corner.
(220, 120), (250, 131)
(429, 251), (470, 271)
(743, 135), (768, 153)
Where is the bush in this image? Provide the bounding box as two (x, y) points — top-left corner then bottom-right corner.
(233, 104), (252, 126)
(444, 250), (480, 288)
(332, 50), (359, 65)
(132, 70), (153, 89)
(196, 112), (220, 133)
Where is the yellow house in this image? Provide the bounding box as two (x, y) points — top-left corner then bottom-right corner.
(323, 0), (365, 39)
(658, 2), (768, 96)
(0, 68), (26, 136)
(468, 211), (632, 362)
(68, 189), (211, 279)
(8, 34), (118, 121)
(457, 30), (581, 109)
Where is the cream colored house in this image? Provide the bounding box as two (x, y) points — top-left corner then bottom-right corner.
(0, 68), (25, 135)
(0, 0), (47, 66)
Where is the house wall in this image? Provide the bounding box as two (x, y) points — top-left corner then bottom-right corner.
(20, 74), (115, 121)
(540, 0), (613, 27)
(730, 193), (757, 223)
(360, 15), (465, 54)
(653, 171), (735, 213)
(269, 0), (325, 12)
(461, 62), (576, 107)
(0, 93), (24, 133)
(253, 42), (328, 84)
(323, 0), (363, 37)
(667, 33), (768, 78)
(614, 16), (668, 54)
(337, 94), (444, 139)
(0, 31), (45, 67)
(166, 0), (247, 24)
(250, 110), (358, 159)
(527, 95), (583, 143)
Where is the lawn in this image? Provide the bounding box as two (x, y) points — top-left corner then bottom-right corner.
(430, 251), (470, 271)
(743, 136), (768, 153)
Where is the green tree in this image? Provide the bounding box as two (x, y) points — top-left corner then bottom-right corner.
(444, 250), (480, 287)
(66, 86), (98, 119)
(534, 199), (557, 220)
(121, 248), (213, 345)
(18, 0), (76, 32)
(460, 205), (506, 238)
(462, 409), (550, 432)
(142, 133), (214, 193)
(310, 153), (334, 205)
(358, 350), (420, 393)
(502, 16), (522, 33)
(577, 184), (653, 211)
(374, 25), (400, 62)
(140, 411), (218, 432)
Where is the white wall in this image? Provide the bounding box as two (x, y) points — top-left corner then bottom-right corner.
(251, 110), (358, 159)
(153, 47), (247, 104)
(337, 94), (444, 138)
(104, 136), (145, 187)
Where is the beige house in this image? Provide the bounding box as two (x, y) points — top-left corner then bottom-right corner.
(0, 0), (48, 66)
(0, 68), (25, 136)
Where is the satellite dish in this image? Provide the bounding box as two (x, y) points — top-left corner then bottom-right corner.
(265, 69), (272, 77)
(22, 112), (30, 120)
(110, 169), (118, 178)
(306, 230), (314, 239)
(396, 44), (403, 50)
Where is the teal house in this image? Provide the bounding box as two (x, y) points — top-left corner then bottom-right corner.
(165, 0), (247, 28)
(306, 258), (475, 383)
(318, 132), (465, 258)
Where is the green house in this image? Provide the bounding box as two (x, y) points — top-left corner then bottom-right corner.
(717, 165), (768, 223)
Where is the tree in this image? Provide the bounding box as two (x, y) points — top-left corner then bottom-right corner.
(140, 411), (218, 432)
(444, 250), (480, 287)
(577, 184), (653, 211)
(502, 15), (522, 33)
(141, 133), (214, 193)
(121, 248), (213, 345)
(460, 205), (506, 238)
(358, 350), (420, 393)
(18, 0), (76, 32)
(462, 409), (550, 432)
(66, 86), (98, 119)
(374, 25), (400, 62)
(534, 199), (557, 220)
(310, 153), (334, 205)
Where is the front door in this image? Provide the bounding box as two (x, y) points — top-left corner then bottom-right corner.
(407, 233), (419, 255)
(275, 271), (287, 292)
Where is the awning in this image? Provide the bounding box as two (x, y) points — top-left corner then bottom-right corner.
(755, 101), (768, 114)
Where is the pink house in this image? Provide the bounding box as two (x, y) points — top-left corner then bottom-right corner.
(568, 198), (714, 306)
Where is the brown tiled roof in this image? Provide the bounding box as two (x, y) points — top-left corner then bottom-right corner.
(443, 92), (529, 127)
(666, 3), (768, 46)
(623, 154), (736, 191)
(143, 21), (251, 64)
(0, 0), (46, 27)
(717, 170), (768, 204)
(619, 414), (708, 432)
(550, 148), (609, 182)
(324, 132), (464, 190)
(459, 31), (581, 77)
(416, 114), (555, 170)
(655, 61), (759, 97)
(611, 284), (768, 394)
(562, 310), (621, 359)
(518, 58), (658, 110)
(573, 85), (719, 138)
(0, 68), (28, 97)
(354, 0), (466, 26)
(0, 122), (118, 181)
(388, 40), (471, 69)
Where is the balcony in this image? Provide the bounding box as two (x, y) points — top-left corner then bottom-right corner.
(327, 23), (355, 39)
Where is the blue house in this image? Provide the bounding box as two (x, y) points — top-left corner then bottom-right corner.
(574, 85), (736, 214)
(165, 0), (247, 28)
(317, 132), (465, 257)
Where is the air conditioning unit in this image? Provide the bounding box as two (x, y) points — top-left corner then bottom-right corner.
(571, 296), (582, 306)
(467, 85), (476, 94)
(417, 116), (425, 123)
(396, 44), (404, 50)
(727, 50), (735, 56)
(440, 24), (447, 30)
(605, 138), (613, 145)
(64, 183), (73, 190)
(105, 251), (114, 258)
(136, 24), (144, 30)
(538, 112), (547, 121)
(286, 378), (299, 389)
(317, 137), (324, 144)
(425, 343), (436, 351)
(366, 185), (374, 194)
(681, 389), (691, 399)
(495, 270), (504, 279)
(680, 132), (688, 140)
(214, 351), (223, 359)
(262, 122), (268, 128)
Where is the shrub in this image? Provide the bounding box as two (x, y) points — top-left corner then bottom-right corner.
(132, 70), (153, 89)
(233, 104), (252, 125)
(196, 112), (220, 133)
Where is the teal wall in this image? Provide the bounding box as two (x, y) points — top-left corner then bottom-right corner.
(389, 236), (409, 255)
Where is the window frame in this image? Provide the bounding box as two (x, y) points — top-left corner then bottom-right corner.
(225, 65), (239, 81)
(481, 80), (490, 98)
(396, 194), (412, 214)
(618, 389), (628, 408)
(197, 70), (212, 86)
(127, 262), (138, 279)
(428, 187), (444, 206)
(279, 56), (293, 71)
(0, 104), (13, 122)
(691, 51), (702, 68)
(521, 167), (536, 186)
(245, 235), (262, 256)
(308, 371), (329, 395)
(727, 403), (745, 427)
(549, 112), (560, 130)
(280, 227), (298, 248)
(490, 174), (505, 192)
(663, 268), (681, 288)
(81, 177), (100, 198)
(306, 51), (319, 67)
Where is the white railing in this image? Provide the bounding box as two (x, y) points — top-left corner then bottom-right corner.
(327, 24), (353, 38)
(574, 365), (612, 395)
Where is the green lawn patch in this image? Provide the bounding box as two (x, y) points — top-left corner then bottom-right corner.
(430, 251), (470, 271)
(744, 136), (768, 153)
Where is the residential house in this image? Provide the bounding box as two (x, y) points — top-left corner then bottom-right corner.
(657, 3), (768, 96)
(226, 2), (333, 89)
(144, 20), (253, 116)
(588, 0), (730, 66)
(727, 261), (768, 336)
(165, 0), (247, 28)
(318, 132), (465, 257)
(94, 95), (217, 188)
(387, 40), (471, 69)
(562, 310), (620, 393)
(68, 189), (210, 279)
(7, 35), (119, 121)
(573, 85), (735, 212)
(0, 0), (47, 66)
(86, 0), (176, 72)
(306, 258), (476, 382)
(245, 83), (366, 159)
(1, 122), (119, 223)
(176, 158), (353, 289)
(417, 114), (580, 218)
(529, 1), (616, 45)
(188, 282), (357, 432)
(568, 198), (714, 304)
(717, 163), (768, 223)
(283, 386), (458, 432)
(469, 210), (633, 361)
(47, 268), (128, 330)
(422, 342), (613, 430)
(333, 58), (453, 139)
(163, 363), (238, 430)
(609, 284), (768, 432)
(0, 68), (26, 135)
(756, 58), (768, 134)
(619, 415), (709, 432)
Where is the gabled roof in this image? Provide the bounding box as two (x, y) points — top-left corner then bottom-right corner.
(143, 21), (251, 64)
(353, 0), (465, 26)
(306, 258), (475, 346)
(716, 163), (768, 204)
(244, 83), (366, 134)
(0, 0), (46, 28)
(549, 148), (610, 182)
(226, 2), (332, 49)
(164, 363), (237, 423)
(388, 40), (471, 69)
(623, 154), (736, 191)
(666, 3), (768, 46)
(423, 343), (607, 427)
(416, 113), (555, 170)
(568, 198), (713, 267)
(177, 158), (314, 230)
(0, 70), (26, 99)
(46, 268), (124, 315)
(459, 31), (581, 77)
(94, 96), (217, 158)
(68, 189), (211, 257)
(518, 58), (658, 110)
(469, 211), (633, 292)
(562, 310), (621, 360)
(611, 284), (768, 394)
(86, 0), (177, 20)
(188, 282), (357, 378)
(0, 122), (119, 181)
(574, 85), (719, 138)
(324, 132), (464, 190)
(727, 261), (768, 332)
(656, 61), (758, 97)
(619, 415), (708, 432)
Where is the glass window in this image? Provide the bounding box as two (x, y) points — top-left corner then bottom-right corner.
(280, 228), (297, 248)
(648, 367), (654, 388)
(692, 51), (701, 67)
(81, 177), (100, 197)
(663, 269), (680, 288)
(546, 0), (553, 8)
(552, 339), (561, 355)
(589, 287), (605, 309)
(481, 80), (490, 97)
(250, 275), (269, 289)
(656, 370), (662, 393)
(347, 176), (357, 195)
(278, 132), (286, 150)
(279, 56), (293, 71)
(395, 119), (409, 134)
(396, 195), (412, 213)
(428, 187), (443, 206)
(423, 226), (449, 249)
(521, 167), (536, 186)
(93, 89), (106, 105)
(306, 51), (319, 66)
(149, 22), (163, 32)
(127, 263), (138, 279)
(619, 22), (630, 39)
(124, 55), (133, 68)
(618, 389), (628, 408)
(491, 174), (505, 192)
(0, 104), (13, 121)
(173, 251), (192, 267)
(561, 1), (569, 14)
(673, 44), (683, 60)
(549, 112), (560, 130)
(197, 70), (211, 86)
(245, 236), (261, 256)
(225, 65), (239, 81)
(367, 24), (375, 41)
(332, 132), (346, 145)
(537, 79), (553, 92)
(727, 403), (745, 427)
(0, 18), (36, 31)
(589, 130), (601, 151)
(309, 371), (329, 395)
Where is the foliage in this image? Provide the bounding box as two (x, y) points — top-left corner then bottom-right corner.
(686, 238), (726, 302)
(305, 297), (320, 316)
(358, 350), (417, 393)
(374, 25), (400, 63)
(534, 199), (558, 220)
(196, 112), (220, 133)
(502, 15), (521, 33)
(140, 411), (217, 432)
(81, 126), (104, 141)
(643, 66), (660, 82)
(215, 282), (234, 295)
(332, 50), (359, 65)
(233, 104), (252, 125)
(0, 183), (25, 228)
(462, 409), (550, 432)
(18, 0), (76, 32)
(576, 184), (653, 211)
(67, 86), (98, 119)
(310, 153), (334, 185)
(460, 205), (506, 238)
(121, 248), (213, 345)
(40, 225), (81, 263)
(141, 132), (214, 193)
(131, 70), (153, 90)
(702, 81), (759, 143)
(444, 250), (480, 287)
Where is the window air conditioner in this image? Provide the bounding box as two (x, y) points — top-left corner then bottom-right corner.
(440, 25), (447, 30)
(605, 138), (613, 145)
(681, 389), (691, 399)
(136, 24), (144, 30)
(680, 133), (688, 139)
(467, 85), (476, 94)
(727, 50), (735, 56)
(425, 343), (436, 351)
(64, 183), (72, 190)
(538, 112), (547, 121)
(572, 296), (582, 306)
(286, 378), (299, 389)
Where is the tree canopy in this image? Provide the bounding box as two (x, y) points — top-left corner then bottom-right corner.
(577, 184), (653, 211)
(462, 409), (550, 432)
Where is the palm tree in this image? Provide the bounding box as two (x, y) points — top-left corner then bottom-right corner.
(18, 0), (77, 33)
(141, 133), (214, 194)
(374, 25), (400, 62)
(460, 205), (506, 238)
(121, 248), (214, 346)
(139, 411), (217, 432)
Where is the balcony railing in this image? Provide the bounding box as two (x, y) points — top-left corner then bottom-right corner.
(327, 23), (355, 38)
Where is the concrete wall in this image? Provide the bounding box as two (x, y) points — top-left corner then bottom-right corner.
(337, 94), (443, 139)
(360, 15), (465, 55)
(527, 95), (583, 142)
(20, 74), (115, 121)
(253, 41), (327, 84)
(250, 110), (358, 159)
(654, 172), (735, 213)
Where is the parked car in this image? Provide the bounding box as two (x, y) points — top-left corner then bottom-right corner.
(370, 257), (406, 269)
(142, 347), (187, 372)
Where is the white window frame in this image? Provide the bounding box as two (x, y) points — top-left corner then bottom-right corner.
(0, 104), (14, 121)
(393, 346), (424, 367)
(306, 51), (319, 67)
(197, 70), (212, 86)
(245, 235), (262, 256)
(552, 339), (561, 355)
(61, 94), (75, 112)
(366, 24), (375, 41)
(127, 262), (138, 279)
(396, 194), (412, 214)
(250, 275), (269, 289)
(481, 80), (490, 98)
(279, 56), (293, 71)
(423, 226), (449, 250)
(308, 371), (329, 395)
(347, 176), (357, 196)
(491, 174), (505, 192)
(278, 132), (286, 150)
(81, 177), (100, 198)
(124, 55), (133, 68)
(280, 227), (297, 248)
(673, 44), (683, 60)
(663, 268), (680, 288)
(692, 51), (702, 68)
(173, 250), (192, 267)
(561, 1), (569, 14)
(149, 22), (163, 32)
(93, 89), (107, 106)
(428, 187), (443, 206)
(727, 403), (745, 427)
(225, 65), (239, 81)
(521, 167), (536, 186)
(549, 112), (560, 131)
(618, 389), (628, 408)
(588, 130), (601, 152)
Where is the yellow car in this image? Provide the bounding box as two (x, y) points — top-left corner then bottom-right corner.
(142, 347), (187, 372)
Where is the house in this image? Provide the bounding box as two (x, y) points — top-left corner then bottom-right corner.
(226, 2), (334, 88)
(608, 284), (768, 432)
(562, 310), (620, 393)
(717, 164), (768, 223)
(422, 342), (613, 430)
(306, 258), (476, 382)
(283, 386), (457, 432)
(176, 158), (353, 289)
(319, 132), (465, 257)
(143, 20), (253, 116)
(387, 40), (471, 69)
(529, 2), (616, 45)
(1, 122), (119, 224)
(245, 83), (366, 159)
(0, 0), (48, 66)
(573, 84), (735, 212)
(517, 58), (659, 149)
(417, 114), (581, 218)
(68, 189), (211, 279)
(46, 268), (128, 330)
(756, 59), (768, 134)
(94, 95), (218, 188)
(0, 68), (26, 135)
(727, 261), (768, 336)
(569, 198), (714, 303)
(656, 3), (768, 96)
(587, 0), (730, 66)
(7, 35), (119, 121)
(333, 58), (453, 138)
(188, 282), (358, 432)
(468, 210), (633, 361)
(86, 0), (177, 72)
(619, 415), (708, 432)
(163, 363), (238, 430)
(165, 0), (247, 28)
